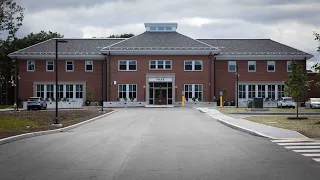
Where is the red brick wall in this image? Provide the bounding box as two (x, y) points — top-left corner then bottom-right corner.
(215, 60), (306, 101)
(18, 60), (104, 101)
(307, 73), (320, 99)
(108, 55), (213, 102)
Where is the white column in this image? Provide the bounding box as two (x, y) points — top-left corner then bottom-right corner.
(192, 84), (195, 98)
(63, 85), (66, 98)
(53, 85), (56, 99)
(275, 85), (278, 100)
(126, 84), (130, 98)
(44, 85), (47, 98)
(255, 85), (258, 98)
(265, 85), (268, 98)
(73, 85), (76, 99)
(245, 85), (249, 100)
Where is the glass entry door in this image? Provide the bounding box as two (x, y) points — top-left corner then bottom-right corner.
(154, 89), (167, 105)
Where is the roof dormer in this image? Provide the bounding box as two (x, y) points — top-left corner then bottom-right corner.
(144, 23), (178, 32)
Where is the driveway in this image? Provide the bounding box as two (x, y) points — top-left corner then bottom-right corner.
(0, 108), (319, 180)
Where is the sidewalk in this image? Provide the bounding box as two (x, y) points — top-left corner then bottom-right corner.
(0, 108), (14, 112)
(197, 108), (309, 140)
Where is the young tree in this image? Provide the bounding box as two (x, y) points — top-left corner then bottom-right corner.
(284, 59), (312, 118)
(312, 31), (320, 89)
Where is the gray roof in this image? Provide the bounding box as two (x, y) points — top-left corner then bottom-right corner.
(101, 32), (217, 51)
(9, 38), (125, 56)
(197, 39), (311, 55)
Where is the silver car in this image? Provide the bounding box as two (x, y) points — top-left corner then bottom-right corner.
(305, 98), (320, 109)
(27, 97), (47, 110)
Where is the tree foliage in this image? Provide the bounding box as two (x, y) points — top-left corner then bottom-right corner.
(0, 0), (24, 40)
(314, 31), (320, 52)
(312, 31), (320, 90)
(284, 59), (312, 118)
(108, 33), (134, 38)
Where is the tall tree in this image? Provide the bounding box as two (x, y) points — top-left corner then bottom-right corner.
(284, 59), (312, 118)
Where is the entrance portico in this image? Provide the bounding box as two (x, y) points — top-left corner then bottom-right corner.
(146, 74), (176, 105)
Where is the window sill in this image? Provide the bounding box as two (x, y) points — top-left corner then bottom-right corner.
(118, 70), (137, 72)
(184, 70), (203, 72)
(27, 70), (35, 72)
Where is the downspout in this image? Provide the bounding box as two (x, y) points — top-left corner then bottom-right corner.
(208, 52), (213, 102)
(214, 56), (216, 102)
(105, 52), (111, 101)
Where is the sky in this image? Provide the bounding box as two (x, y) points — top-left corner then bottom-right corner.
(10, 0), (320, 70)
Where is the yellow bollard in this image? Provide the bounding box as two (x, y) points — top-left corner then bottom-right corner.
(220, 96), (222, 107)
(182, 95), (185, 107)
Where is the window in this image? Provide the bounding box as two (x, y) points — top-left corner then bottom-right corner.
(248, 85), (255, 99)
(76, 85), (83, 98)
(66, 61), (74, 72)
(267, 85), (276, 100)
(85, 61), (93, 72)
(184, 60), (203, 71)
(46, 85), (54, 98)
(149, 60), (172, 70)
(118, 84), (127, 98)
(278, 85), (285, 100)
(248, 61), (256, 72)
(287, 61), (292, 72)
(267, 61), (275, 72)
(57, 85), (64, 99)
(184, 84), (203, 101)
(257, 85), (265, 98)
(27, 60), (35, 71)
(36, 85), (44, 97)
(46, 61), (54, 71)
(118, 60), (137, 71)
(228, 61), (236, 72)
(118, 84), (137, 100)
(238, 85), (246, 99)
(150, 27), (157, 31)
(158, 26), (165, 30)
(165, 27), (172, 31)
(66, 85), (73, 98)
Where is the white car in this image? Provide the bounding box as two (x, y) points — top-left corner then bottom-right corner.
(277, 97), (295, 108)
(27, 97), (47, 110)
(305, 98), (320, 109)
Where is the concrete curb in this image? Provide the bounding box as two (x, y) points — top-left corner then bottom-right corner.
(215, 119), (278, 139)
(231, 112), (320, 115)
(0, 109), (118, 145)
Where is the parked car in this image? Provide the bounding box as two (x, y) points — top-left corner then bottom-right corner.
(305, 98), (320, 109)
(27, 97), (47, 110)
(277, 97), (295, 108)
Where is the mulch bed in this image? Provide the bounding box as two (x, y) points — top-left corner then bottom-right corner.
(0, 109), (113, 139)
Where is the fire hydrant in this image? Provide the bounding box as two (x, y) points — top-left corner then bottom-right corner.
(13, 102), (17, 111)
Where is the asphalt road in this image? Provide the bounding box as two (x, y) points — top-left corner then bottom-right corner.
(0, 108), (319, 180)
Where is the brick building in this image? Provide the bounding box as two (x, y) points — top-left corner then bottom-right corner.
(9, 23), (315, 106)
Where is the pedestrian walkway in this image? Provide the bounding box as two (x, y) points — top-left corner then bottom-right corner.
(197, 108), (308, 139)
(271, 139), (320, 163)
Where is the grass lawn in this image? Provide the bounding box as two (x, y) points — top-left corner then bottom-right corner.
(0, 109), (113, 139)
(217, 107), (320, 114)
(244, 116), (320, 138)
(0, 105), (13, 109)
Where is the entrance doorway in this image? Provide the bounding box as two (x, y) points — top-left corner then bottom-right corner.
(155, 89), (167, 105)
(148, 82), (172, 105)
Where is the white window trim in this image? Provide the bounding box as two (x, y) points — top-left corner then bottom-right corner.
(228, 61), (236, 72)
(287, 61), (292, 72)
(118, 60), (137, 71)
(66, 61), (74, 72)
(267, 61), (275, 72)
(184, 60), (203, 71)
(118, 84), (137, 101)
(27, 60), (35, 72)
(248, 61), (256, 72)
(46, 60), (54, 72)
(149, 60), (172, 70)
(184, 84), (203, 101)
(85, 61), (93, 72)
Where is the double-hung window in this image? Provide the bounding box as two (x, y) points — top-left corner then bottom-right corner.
(46, 85), (54, 98)
(66, 61), (74, 72)
(287, 61), (292, 72)
(46, 60), (54, 71)
(27, 60), (35, 72)
(118, 60), (137, 71)
(184, 84), (203, 101)
(66, 85), (74, 98)
(118, 84), (137, 100)
(184, 60), (203, 71)
(149, 60), (172, 70)
(36, 85), (44, 97)
(248, 61), (256, 72)
(76, 85), (83, 98)
(85, 61), (93, 72)
(267, 61), (275, 72)
(228, 61), (236, 72)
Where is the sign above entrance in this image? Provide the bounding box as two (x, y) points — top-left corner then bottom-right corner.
(149, 77), (173, 82)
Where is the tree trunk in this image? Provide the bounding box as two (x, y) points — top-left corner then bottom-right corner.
(5, 82), (9, 105)
(296, 96), (299, 119)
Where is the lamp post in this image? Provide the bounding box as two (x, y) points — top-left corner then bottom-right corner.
(236, 65), (239, 108)
(53, 39), (68, 126)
